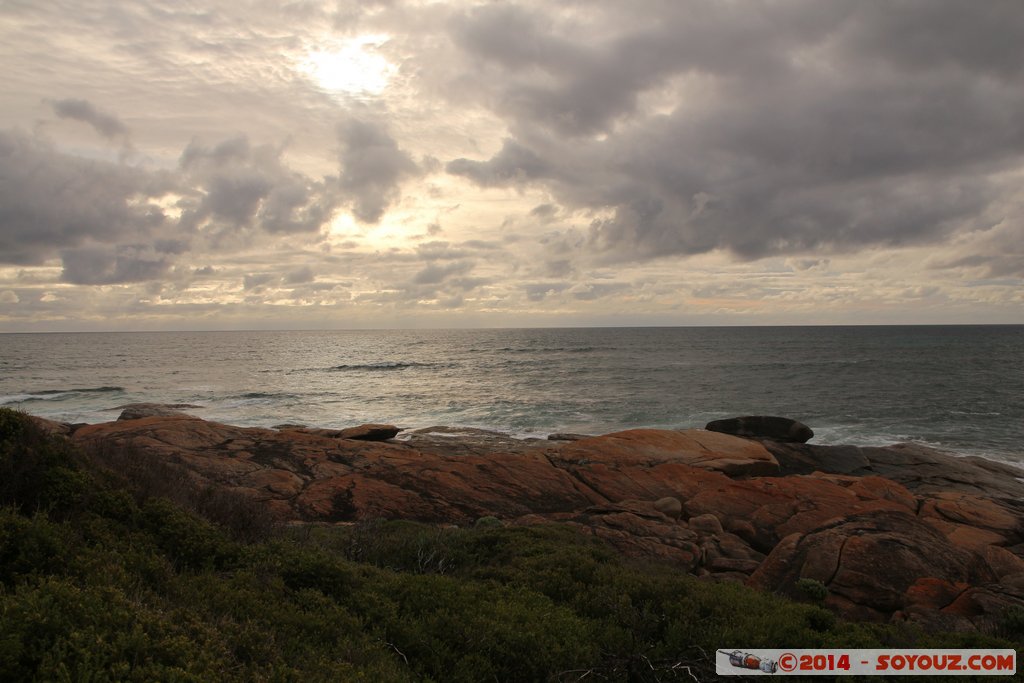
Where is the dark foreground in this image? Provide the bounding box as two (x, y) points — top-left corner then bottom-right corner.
(2, 407), (1022, 681)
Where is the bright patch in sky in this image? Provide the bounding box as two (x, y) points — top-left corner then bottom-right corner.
(301, 35), (394, 96)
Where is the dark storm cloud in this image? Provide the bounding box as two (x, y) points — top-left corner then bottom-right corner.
(0, 130), (170, 265)
(337, 118), (419, 223)
(445, 0), (1024, 265)
(50, 98), (130, 140)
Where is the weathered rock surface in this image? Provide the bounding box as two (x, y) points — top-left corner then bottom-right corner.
(706, 415), (814, 443)
(64, 413), (1024, 633)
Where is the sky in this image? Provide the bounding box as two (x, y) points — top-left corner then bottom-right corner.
(1, 0), (1022, 331)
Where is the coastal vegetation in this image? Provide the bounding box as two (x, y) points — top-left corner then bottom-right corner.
(0, 408), (1018, 681)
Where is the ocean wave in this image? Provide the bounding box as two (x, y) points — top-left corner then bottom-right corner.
(289, 361), (455, 374)
(1, 386), (125, 405)
(497, 346), (605, 354)
(34, 386), (124, 395)
(230, 392), (301, 400)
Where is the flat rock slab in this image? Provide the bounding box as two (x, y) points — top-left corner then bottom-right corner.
(551, 428), (780, 477)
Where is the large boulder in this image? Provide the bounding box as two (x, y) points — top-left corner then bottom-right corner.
(550, 429), (780, 477)
(705, 416), (814, 443)
(278, 423), (401, 442)
(338, 423), (401, 441)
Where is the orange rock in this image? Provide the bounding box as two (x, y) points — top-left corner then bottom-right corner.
(749, 511), (996, 624)
(551, 429), (779, 477)
(63, 414), (1024, 632)
(920, 492), (1021, 537)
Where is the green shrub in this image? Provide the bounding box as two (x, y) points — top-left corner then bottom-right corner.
(0, 510), (69, 586)
(140, 498), (239, 572)
(0, 410), (85, 515)
(796, 577), (829, 603)
(999, 606), (1024, 639)
(474, 515), (502, 528)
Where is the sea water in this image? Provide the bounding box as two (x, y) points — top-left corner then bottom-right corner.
(1, 326), (1021, 466)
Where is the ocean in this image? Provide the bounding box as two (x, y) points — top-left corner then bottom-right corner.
(1, 326), (1022, 467)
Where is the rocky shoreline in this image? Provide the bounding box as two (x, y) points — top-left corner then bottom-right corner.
(33, 406), (1024, 633)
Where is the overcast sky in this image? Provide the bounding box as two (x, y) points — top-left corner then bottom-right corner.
(1, 0), (1022, 330)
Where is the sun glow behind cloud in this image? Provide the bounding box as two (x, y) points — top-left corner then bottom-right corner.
(300, 35), (394, 96)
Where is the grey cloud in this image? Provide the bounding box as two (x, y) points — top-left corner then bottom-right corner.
(154, 239), (190, 255)
(449, 276), (491, 292)
(837, 2), (1024, 78)
(571, 282), (630, 301)
(179, 135), (339, 236)
(337, 118), (419, 223)
(60, 245), (171, 285)
(930, 219), (1024, 277)
(285, 265), (315, 284)
(243, 273), (275, 290)
(0, 130), (171, 265)
(462, 240), (503, 250)
(524, 282), (570, 302)
(180, 136), (252, 169)
(411, 260), (474, 285)
(529, 203), (558, 222)
(416, 241), (471, 260)
(448, 1), (838, 137)
(446, 139), (549, 187)
(543, 259), (573, 278)
(445, 1), (1024, 265)
(50, 98), (129, 139)
(439, 294), (464, 309)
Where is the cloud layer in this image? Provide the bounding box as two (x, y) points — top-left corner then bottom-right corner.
(447, 0), (1024, 267)
(0, 0), (1022, 329)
